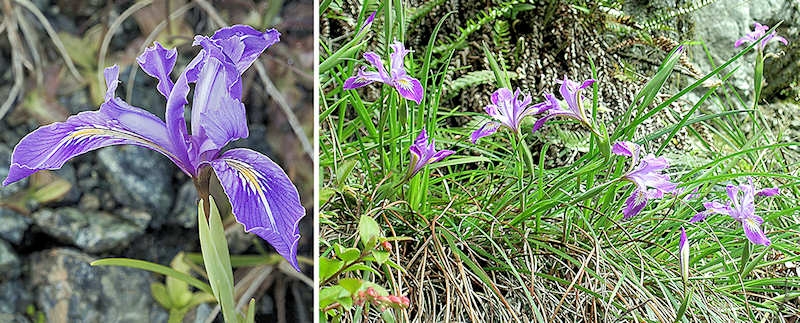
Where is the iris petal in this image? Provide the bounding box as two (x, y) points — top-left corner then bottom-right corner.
(208, 148), (305, 271)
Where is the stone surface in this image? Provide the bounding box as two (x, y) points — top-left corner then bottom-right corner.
(97, 146), (174, 222)
(29, 248), (167, 323)
(123, 227), (197, 266)
(0, 279), (33, 314)
(0, 208), (32, 244)
(31, 208), (145, 253)
(0, 239), (21, 279)
(0, 313), (31, 323)
(690, 1), (800, 99)
(168, 181), (199, 229)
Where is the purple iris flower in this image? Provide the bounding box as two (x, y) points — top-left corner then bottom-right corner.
(1, 26), (306, 271)
(734, 22), (788, 51)
(532, 76), (597, 134)
(690, 178), (779, 246)
(470, 87), (544, 144)
(612, 141), (678, 219)
(342, 41), (424, 104)
(407, 130), (454, 178)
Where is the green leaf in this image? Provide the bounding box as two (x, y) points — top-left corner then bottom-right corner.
(166, 253), (192, 308)
(339, 248), (361, 263)
(342, 264), (380, 275)
(320, 285), (351, 309)
(198, 197), (237, 323)
(150, 283), (172, 309)
(320, 257), (344, 282)
(372, 250), (390, 265)
(245, 298), (256, 323)
(90, 259), (212, 295)
(338, 278), (363, 295)
(358, 214), (382, 249)
(336, 159), (358, 187)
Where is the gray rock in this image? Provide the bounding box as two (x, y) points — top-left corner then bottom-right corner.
(53, 163), (81, 204)
(0, 313), (31, 323)
(78, 194), (101, 211)
(29, 248), (168, 323)
(0, 144), (27, 200)
(0, 208), (31, 244)
(690, 1), (800, 99)
(168, 181), (199, 229)
(31, 208), (144, 253)
(96, 146), (174, 222)
(0, 279), (33, 314)
(0, 239), (20, 279)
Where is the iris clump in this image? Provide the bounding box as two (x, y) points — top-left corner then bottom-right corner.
(2, 25), (305, 270)
(320, 5), (796, 321)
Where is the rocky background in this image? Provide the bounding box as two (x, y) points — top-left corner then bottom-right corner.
(0, 0), (313, 322)
(393, 0), (800, 164)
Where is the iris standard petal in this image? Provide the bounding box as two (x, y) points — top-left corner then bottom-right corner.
(136, 42), (177, 99)
(210, 25), (280, 74)
(208, 148), (305, 271)
(3, 66), (188, 185)
(190, 56), (248, 158)
(389, 41), (411, 77)
(392, 75), (424, 104)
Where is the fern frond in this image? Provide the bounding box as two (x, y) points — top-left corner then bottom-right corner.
(444, 70), (519, 100)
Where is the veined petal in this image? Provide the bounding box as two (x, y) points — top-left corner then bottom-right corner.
(690, 210), (711, 223)
(190, 56), (248, 159)
(209, 26), (280, 74)
(136, 42), (177, 99)
(471, 122), (500, 144)
(742, 215), (770, 246)
(164, 53), (207, 174)
(363, 52), (389, 82)
(623, 189), (647, 219)
(430, 149), (454, 164)
(208, 148), (305, 271)
(392, 75), (424, 104)
(756, 187), (780, 197)
(389, 41), (411, 77)
(3, 67), (188, 185)
(611, 141), (639, 159)
(343, 67), (383, 90)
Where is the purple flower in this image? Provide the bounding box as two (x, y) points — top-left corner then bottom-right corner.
(612, 141), (678, 219)
(532, 76), (596, 134)
(408, 130), (454, 178)
(470, 88), (543, 144)
(691, 178), (778, 246)
(734, 22), (788, 51)
(343, 41), (424, 104)
(2, 26), (306, 271)
(679, 227), (689, 285)
(357, 11), (376, 35)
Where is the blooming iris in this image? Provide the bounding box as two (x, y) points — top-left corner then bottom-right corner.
(612, 141), (677, 219)
(343, 41), (424, 104)
(1, 26), (305, 271)
(734, 22), (788, 51)
(690, 178), (778, 246)
(470, 88), (543, 144)
(532, 76), (597, 134)
(407, 130), (454, 178)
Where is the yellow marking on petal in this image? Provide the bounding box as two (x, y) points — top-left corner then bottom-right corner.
(396, 78), (412, 90)
(225, 159), (278, 231)
(66, 127), (177, 161)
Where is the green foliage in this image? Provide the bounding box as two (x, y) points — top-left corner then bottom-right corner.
(322, 1), (798, 321)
